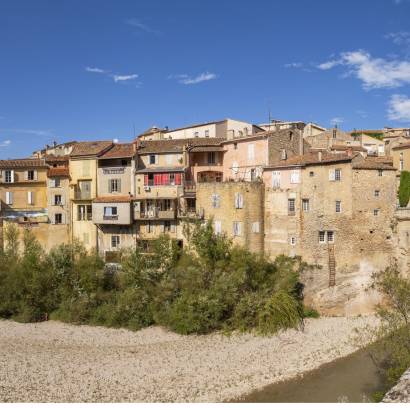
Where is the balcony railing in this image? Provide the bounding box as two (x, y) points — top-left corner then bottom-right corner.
(103, 215), (119, 221)
(74, 191), (91, 200)
(102, 167), (126, 175)
(135, 208), (176, 219)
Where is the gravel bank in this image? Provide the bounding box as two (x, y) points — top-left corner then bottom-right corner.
(0, 316), (376, 402)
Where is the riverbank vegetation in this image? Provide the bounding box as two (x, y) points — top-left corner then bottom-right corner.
(362, 264), (410, 401)
(0, 221), (311, 335)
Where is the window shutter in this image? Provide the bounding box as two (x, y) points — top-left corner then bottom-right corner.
(49, 178), (55, 188)
(155, 155), (158, 164)
(27, 191), (32, 205)
(214, 220), (222, 234)
(272, 171), (281, 188)
(239, 193), (244, 208)
(6, 191), (11, 205)
(34, 170), (38, 181)
(62, 212), (66, 224)
(144, 174), (148, 186)
(24, 171), (28, 180)
(60, 195), (65, 205)
(175, 174), (181, 185)
(10, 170), (14, 183)
(329, 170), (335, 181)
(118, 179), (121, 192)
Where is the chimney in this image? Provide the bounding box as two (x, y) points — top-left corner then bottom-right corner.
(318, 151), (322, 162)
(53, 140), (57, 147)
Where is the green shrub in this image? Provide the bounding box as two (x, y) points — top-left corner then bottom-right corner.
(303, 306), (320, 318)
(398, 171), (410, 207)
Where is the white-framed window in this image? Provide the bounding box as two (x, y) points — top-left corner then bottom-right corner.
(378, 169), (383, 177)
(319, 231), (326, 243)
(109, 178), (120, 193)
(104, 206), (118, 216)
(327, 231), (334, 243)
(252, 221), (260, 233)
(374, 209), (380, 216)
(207, 152), (216, 164)
(302, 199), (310, 212)
(149, 154), (157, 165)
(288, 198), (295, 214)
(54, 194), (62, 205)
(234, 192), (244, 209)
(78, 204), (92, 221)
(5, 170), (13, 183)
(54, 213), (63, 224)
(49, 177), (61, 188)
(111, 235), (120, 248)
(374, 190), (380, 197)
(233, 221), (242, 236)
(272, 171), (281, 188)
(27, 191), (34, 205)
(290, 236), (297, 246)
(329, 169), (342, 181)
(214, 220), (222, 234)
(5, 191), (13, 205)
(335, 200), (341, 213)
(247, 144), (255, 161)
(205, 129), (210, 137)
(290, 169), (300, 184)
(211, 193), (220, 208)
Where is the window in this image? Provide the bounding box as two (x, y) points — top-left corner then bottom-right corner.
(252, 221), (260, 233)
(250, 168), (256, 181)
(54, 213), (62, 224)
(5, 191), (13, 205)
(281, 149), (287, 160)
(233, 221), (242, 236)
(374, 209), (380, 216)
(214, 220), (222, 234)
(54, 195), (62, 205)
(327, 231), (334, 243)
(332, 129), (337, 139)
(302, 199), (310, 212)
(335, 169), (341, 181)
(211, 193), (220, 208)
(378, 169), (383, 177)
(272, 171), (281, 188)
(374, 190), (380, 197)
(335, 200), (341, 213)
(104, 206), (118, 217)
(149, 154), (156, 165)
(205, 129), (210, 137)
(290, 169), (300, 184)
(319, 231), (326, 243)
(169, 173), (175, 185)
(163, 220), (172, 232)
(54, 177), (61, 187)
(109, 179), (121, 193)
(146, 221), (154, 233)
(288, 198), (295, 214)
(207, 152), (216, 164)
(78, 205), (92, 221)
(27, 191), (34, 205)
(194, 131), (199, 138)
(290, 237), (296, 246)
(234, 143), (238, 150)
(5, 170), (13, 183)
(26, 170), (35, 180)
(309, 171), (314, 177)
(247, 144), (255, 161)
(111, 235), (120, 248)
(234, 192), (244, 209)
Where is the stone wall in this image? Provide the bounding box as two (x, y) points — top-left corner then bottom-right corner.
(383, 368), (410, 403)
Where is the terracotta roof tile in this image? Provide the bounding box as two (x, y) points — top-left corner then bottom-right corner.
(352, 157), (396, 170)
(330, 145), (368, 152)
(47, 168), (70, 177)
(93, 196), (133, 203)
(266, 152), (354, 168)
(137, 138), (224, 154)
(0, 158), (47, 169)
(99, 143), (134, 159)
(70, 141), (113, 157)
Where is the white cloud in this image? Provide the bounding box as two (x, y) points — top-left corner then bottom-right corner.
(387, 94), (410, 121)
(330, 117), (344, 125)
(317, 50), (410, 89)
(176, 72), (217, 85)
(0, 128), (54, 137)
(85, 67), (107, 73)
(317, 60), (341, 70)
(0, 140), (11, 147)
(385, 31), (410, 46)
(125, 18), (160, 35)
(284, 62), (303, 68)
(112, 74), (139, 83)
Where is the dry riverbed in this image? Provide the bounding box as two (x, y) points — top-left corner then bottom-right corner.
(0, 316), (376, 402)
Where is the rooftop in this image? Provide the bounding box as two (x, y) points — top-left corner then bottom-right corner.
(70, 141), (113, 157)
(0, 158), (47, 169)
(136, 138), (224, 154)
(99, 143), (134, 159)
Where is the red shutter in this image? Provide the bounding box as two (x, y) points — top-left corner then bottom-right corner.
(175, 173), (181, 185)
(154, 174), (162, 185)
(162, 173), (169, 185)
(144, 174), (148, 186)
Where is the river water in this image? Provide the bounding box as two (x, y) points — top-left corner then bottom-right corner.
(236, 349), (383, 403)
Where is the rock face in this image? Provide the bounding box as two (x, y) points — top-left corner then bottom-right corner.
(383, 368), (410, 403)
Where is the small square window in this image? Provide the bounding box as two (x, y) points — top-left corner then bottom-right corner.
(319, 231), (326, 243)
(149, 155), (156, 164)
(54, 213), (62, 224)
(194, 131), (199, 138)
(111, 235), (120, 248)
(205, 129), (210, 137)
(288, 198), (295, 214)
(374, 209), (380, 216)
(335, 169), (341, 181)
(374, 190), (380, 197)
(309, 171), (314, 177)
(290, 237), (296, 246)
(378, 169), (383, 177)
(335, 200), (341, 213)
(302, 199), (310, 212)
(27, 170), (35, 180)
(327, 231), (334, 243)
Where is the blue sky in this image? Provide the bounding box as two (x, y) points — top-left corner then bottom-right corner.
(1, 0), (410, 158)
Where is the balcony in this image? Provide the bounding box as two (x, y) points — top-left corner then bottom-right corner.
(74, 190), (92, 200)
(134, 208), (176, 220)
(102, 167), (126, 175)
(103, 215), (119, 221)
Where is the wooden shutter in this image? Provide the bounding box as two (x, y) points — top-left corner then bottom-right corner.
(10, 170), (14, 183)
(108, 179), (112, 193)
(6, 191), (12, 205)
(144, 174), (148, 186)
(62, 212), (66, 224)
(329, 169), (335, 181)
(33, 170), (38, 181)
(175, 173), (181, 185)
(118, 179), (121, 192)
(49, 178), (55, 188)
(24, 171), (28, 181)
(60, 195), (65, 205)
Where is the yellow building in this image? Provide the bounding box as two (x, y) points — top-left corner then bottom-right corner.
(69, 141), (113, 250)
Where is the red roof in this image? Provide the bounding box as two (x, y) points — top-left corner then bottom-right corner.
(99, 143), (134, 159)
(47, 168), (70, 177)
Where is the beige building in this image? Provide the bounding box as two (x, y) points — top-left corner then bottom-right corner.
(69, 141), (113, 250)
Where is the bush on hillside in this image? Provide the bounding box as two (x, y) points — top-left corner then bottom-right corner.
(398, 171), (410, 207)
